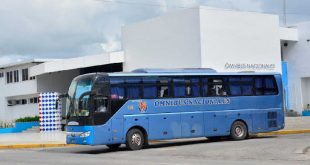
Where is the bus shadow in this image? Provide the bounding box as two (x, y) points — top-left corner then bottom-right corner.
(72, 136), (277, 154)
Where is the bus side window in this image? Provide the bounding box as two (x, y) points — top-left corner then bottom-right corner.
(264, 76), (278, 95)
(126, 78), (141, 99)
(240, 76), (254, 95)
(189, 78), (200, 97)
(143, 78), (157, 98)
(173, 78), (186, 97)
(158, 78), (170, 98)
(255, 76), (278, 96)
(229, 76), (241, 96)
(202, 78), (208, 96)
(110, 78), (125, 99)
(207, 78), (227, 96)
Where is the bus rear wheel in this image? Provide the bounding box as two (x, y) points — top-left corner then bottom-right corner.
(126, 128), (145, 150)
(230, 121), (248, 140)
(106, 144), (121, 150)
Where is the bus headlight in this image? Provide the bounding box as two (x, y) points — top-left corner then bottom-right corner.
(80, 131), (91, 138)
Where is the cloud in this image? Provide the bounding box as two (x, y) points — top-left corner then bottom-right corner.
(200, 0), (263, 12)
(0, 55), (31, 65)
(0, 0), (166, 65)
(0, 0), (308, 65)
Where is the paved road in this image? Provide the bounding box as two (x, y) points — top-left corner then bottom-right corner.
(0, 134), (309, 165)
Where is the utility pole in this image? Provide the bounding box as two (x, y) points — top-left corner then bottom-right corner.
(283, 0), (287, 26)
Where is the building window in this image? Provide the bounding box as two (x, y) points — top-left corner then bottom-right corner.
(6, 71), (13, 84)
(0, 72), (3, 78)
(13, 70), (19, 82)
(7, 100), (14, 106)
(29, 97), (38, 103)
(34, 97), (38, 103)
(15, 100), (21, 105)
(22, 99), (27, 105)
(22, 68), (28, 81)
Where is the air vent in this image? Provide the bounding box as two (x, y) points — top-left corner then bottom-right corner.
(268, 112), (277, 119)
(267, 112), (277, 128)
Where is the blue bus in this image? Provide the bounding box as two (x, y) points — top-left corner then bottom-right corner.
(65, 69), (284, 150)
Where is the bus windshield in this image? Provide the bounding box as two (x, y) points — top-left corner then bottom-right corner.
(67, 77), (93, 117)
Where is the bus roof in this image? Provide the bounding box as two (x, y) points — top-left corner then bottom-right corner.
(107, 70), (280, 77)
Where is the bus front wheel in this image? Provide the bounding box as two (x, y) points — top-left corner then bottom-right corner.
(126, 128), (145, 150)
(230, 121), (248, 140)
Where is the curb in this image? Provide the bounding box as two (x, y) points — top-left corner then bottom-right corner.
(0, 143), (77, 149)
(0, 130), (309, 149)
(258, 129), (310, 136)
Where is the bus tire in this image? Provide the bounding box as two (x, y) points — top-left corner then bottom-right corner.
(106, 144), (121, 150)
(230, 121), (248, 140)
(126, 128), (145, 150)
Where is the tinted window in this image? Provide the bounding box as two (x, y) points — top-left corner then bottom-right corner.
(203, 77), (227, 97)
(228, 76), (254, 96)
(190, 78), (201, 97)
(110, 78), (125, 99)
(158, 78), (171, 98)
(143, 78), (157, 98)
(255, 76), (278, 95)
(126, 78), (141, 99)
(173, 78), (186, 97)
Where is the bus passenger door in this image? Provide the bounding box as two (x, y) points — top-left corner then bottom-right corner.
(111, 118), (124, 143)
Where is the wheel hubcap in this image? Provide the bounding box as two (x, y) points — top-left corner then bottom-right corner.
(235, 126), (244, 137)
(131, 133), (141, 146)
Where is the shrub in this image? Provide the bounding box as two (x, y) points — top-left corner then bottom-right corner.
(15, 116), (40, 122)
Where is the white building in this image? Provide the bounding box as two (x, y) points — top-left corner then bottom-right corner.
(282, 22), (310, 112)
(0, 53), (123, 122)
(0, 6), (308, 121)
(123, 7), (297, 73)
(0, 59), (52, 121)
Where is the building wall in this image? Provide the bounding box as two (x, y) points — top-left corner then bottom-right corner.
(5, 94), (39, 122)
(37, 70), (80, 94)
(283, 22), (310, 113)
(123, 7), (282, 73)
(123, 8), (202, 71)
(0, 70), (5, 121)
(200, 8), (282, 73)
(0, 63), (38, 121)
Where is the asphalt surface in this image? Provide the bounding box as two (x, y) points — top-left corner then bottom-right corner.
(0, 134), (309, 165)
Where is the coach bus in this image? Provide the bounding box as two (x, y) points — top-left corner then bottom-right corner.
(65, 69), (284, 150)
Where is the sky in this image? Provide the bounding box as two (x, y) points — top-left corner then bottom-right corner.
(0, 0), (309, 65)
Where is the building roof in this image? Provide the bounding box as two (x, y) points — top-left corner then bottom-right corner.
(0, 59), (58, 69)
(29, 51), (124, 76)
